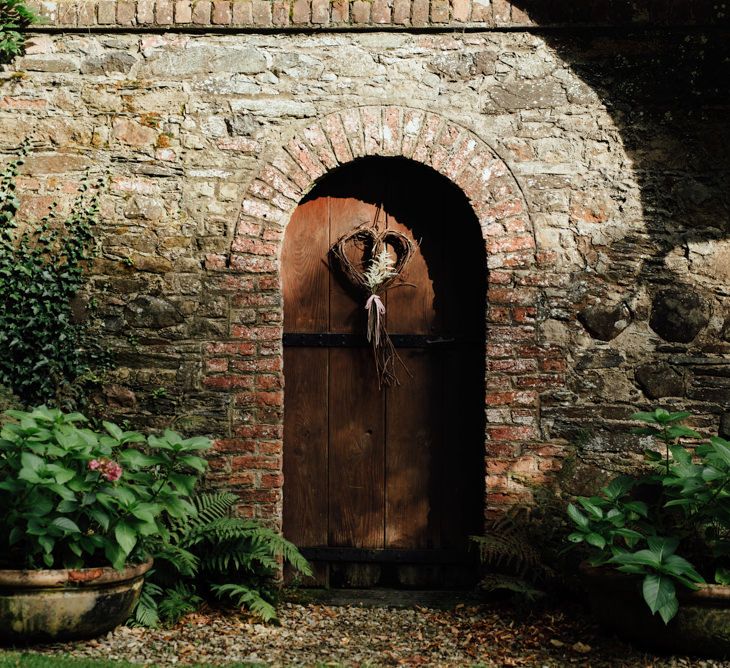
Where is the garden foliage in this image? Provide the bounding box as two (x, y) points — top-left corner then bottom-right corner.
(134, 491), (312, 625)
(0, 406), (209, 570)
(567, 408), (730, 623)
(0, 0), (35, 63)
(0, 150), (106, 408)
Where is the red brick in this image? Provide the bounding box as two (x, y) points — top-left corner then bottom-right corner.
(312, 0), (329, 22)
(155, 0), (174, 24)
(205, 342), (256, 355)
(230, 325), (280, 341)
(352, 0), (370, 22)
(252, 0), (273, 24)
(431, 0), (449, 21)
(488, 425), (538, 441)
(117, 1), (136, 24)
(540, 358), (567, 372)
(486, 390), (537, 406)
(257, 440), (282, 455)
(331, 0), (348, 21)
(257, 374), (283, 390)
(235, 424), (283, 439)
(513, 306), (536, 323)
(205, 358), (229, 373)
(393, 0), (410, 23)
(212, 0), (232, 23)
(292, 0), (311, 22)
(235, 391), (283, 407)
(488, 359), (538, 374)
(371, 0), (391, 23)
(493, 0), (511, 24)
(203, 374), (254, 390)
(213, 438), (256, 453)
(487, 234), (535, 254)
(174, 0), (193, 21)
(192, 0), (212, 22)
(231, 455), (280, 471)
(232, 0), (253, 22)
(451, 0), (470, 21)
(488, 288), (537, 306)
(261, 473), (284, 488)
(411, 0), (429, 25)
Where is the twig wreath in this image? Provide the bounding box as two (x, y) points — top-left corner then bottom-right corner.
(329, 210), (416, 388)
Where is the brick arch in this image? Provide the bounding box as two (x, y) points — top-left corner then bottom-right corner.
(210, 105), (552, 526)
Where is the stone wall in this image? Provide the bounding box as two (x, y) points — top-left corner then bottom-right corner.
(1, 4), (729, 525)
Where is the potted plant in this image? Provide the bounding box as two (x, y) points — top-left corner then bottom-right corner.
(566, 408), (730, 657)
(0, 405), (210, 642)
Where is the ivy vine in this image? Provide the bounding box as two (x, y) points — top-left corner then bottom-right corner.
(0, 0), (35, 64)
(0, 147), (109, 408)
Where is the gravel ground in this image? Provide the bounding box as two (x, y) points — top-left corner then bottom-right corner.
(27, 597), (730, 667)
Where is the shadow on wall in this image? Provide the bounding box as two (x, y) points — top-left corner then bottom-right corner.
(507, 1), (730, 454)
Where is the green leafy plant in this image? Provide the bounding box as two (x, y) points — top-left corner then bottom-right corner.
(133, 491), (312, 625)
(567, 408), (730, 623)
(0, 405), (210, 570)
(0, 0), (35, 63)
(0, 149), (108, 409)
(471, 508), (555, 602)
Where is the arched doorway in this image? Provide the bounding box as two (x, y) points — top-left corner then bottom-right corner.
(282, 157), (486, 587)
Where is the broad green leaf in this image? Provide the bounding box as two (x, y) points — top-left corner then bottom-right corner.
(38, 535), (54, 555)
(103, 421), (123, 440)
(567, 532), (584, 543)
(51, 517), (80, 533)
(179, 455), (207, 473)
(585, 533), (606, 550)
(623, 501), (649, 517)
(715, 567), (730, 585)
(666, 426), (701, 440)
(105, 542), (127, 570)
(611, 550), (661, 569)
(710, 438), (730, 468)
(119, 450), (163, 468)
(114, 521), (138, 555)
(20, 451), (44, 472)
(663, 554), (704, 583)
(642, 573), (677, 621)
(56, 499), (78, 513)
(647, 536), (679, 560)
(567, 503), (590, 529)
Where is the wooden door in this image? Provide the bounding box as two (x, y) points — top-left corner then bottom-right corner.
(282, 158), (485, 587)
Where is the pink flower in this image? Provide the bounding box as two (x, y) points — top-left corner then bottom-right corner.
(88, 458), (123, 482)
(102, 461), (123, 482)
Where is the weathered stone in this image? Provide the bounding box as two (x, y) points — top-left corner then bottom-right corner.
(102, 384), (137, 408)
(635, 362), (687, 399)
(123, 196), (166, 221)
(140, 45), (267, 76)
(125, 295), (184, 328)
(113, 118), (157, 146)
(16, 54), (79, 72)
(649, 289), (710, 343)
(81, 52), (137, 75)
(226, 112), (257, 136)
(427, 50), (497, 80)
(578, 302), (632, 341)
(720, 414), (730, 439)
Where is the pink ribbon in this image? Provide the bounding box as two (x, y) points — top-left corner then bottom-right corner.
(365, 294), (386, 347)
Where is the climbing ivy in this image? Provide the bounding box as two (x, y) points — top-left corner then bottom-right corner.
(0, 0), (35, 64)
(0, 148), (108, 408)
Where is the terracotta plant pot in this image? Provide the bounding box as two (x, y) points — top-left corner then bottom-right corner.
(580, 563), (730, 658)
(0, 559), (152, 644)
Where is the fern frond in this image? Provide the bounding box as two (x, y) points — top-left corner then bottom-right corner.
(158, 583), (203, 625)
(478, 573), (545, 601)
(153, 543), (200, 578)
(211, 583), (277, 622)
(131, 581), (162, 628)
(471, 533), (544, 578)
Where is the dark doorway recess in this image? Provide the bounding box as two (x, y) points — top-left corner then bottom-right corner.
(282, 157), (486, 588)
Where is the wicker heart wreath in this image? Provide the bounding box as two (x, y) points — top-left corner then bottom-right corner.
(329, 224), (416, 388)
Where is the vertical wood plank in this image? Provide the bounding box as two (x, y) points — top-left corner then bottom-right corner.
(328, 345), (385, 548)
(282, 198), (330, 333)
(385, 349), (444, 549)
(283, 347), (329, 547)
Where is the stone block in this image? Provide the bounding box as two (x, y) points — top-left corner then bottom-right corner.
(211, 0), (232, 22)
(649, 289), (710, 344)
(192, 0), (212, 22)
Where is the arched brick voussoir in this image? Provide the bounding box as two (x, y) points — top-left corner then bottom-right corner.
(234, 105), (536, 259)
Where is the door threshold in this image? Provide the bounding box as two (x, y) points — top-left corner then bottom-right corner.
(285, 588), (481, 609)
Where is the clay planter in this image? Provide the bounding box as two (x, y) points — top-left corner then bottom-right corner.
(0, 559), (152, 644)
(580, 563), (730, 658)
